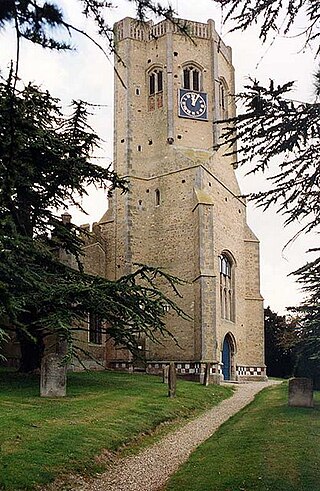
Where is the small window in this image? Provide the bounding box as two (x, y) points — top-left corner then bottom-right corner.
(149, 73), (156, 95)
(136, 87), (141, 96)
(183, 66), (201, 91)
(220, 84), (225, 109)
(183, 68), (190, 89)
(157, 71), (163, 92)
(89, 313), (102, 345)
(219, 79), (229, 117)
(155, 189), (161, 206)
(193, 69), (199, 91)
(149, 69), (163, 96)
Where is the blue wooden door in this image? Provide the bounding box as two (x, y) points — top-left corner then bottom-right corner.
(222, 337), (231, 380)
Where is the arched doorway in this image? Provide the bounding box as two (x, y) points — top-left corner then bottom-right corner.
(222, 337), (231, 380)
(222, 333), (236, 381)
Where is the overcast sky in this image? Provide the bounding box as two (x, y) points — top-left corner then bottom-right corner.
(0, 0), (317, 314)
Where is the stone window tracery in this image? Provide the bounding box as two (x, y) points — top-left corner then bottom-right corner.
(219, 253), (235, 321)
(149, 69), (163, 95)
(148, 68), (164, 111)
(183, 65), (201, 91)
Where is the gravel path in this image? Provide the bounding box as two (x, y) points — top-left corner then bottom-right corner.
(69, 380), (279, 491)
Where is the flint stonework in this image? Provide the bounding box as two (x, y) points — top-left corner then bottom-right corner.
(85, 17), (267, 383)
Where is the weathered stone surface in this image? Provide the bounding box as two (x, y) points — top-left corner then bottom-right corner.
(168, 363), (176, 398)
(163, 365), (169, 384)
(203, 363), (210, 386)
(288, 378), (313, 408)
(40, 353), (67, 397)
(93, 17), (266, 382)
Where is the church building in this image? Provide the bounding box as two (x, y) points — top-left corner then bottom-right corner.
(90, 17), (266, 383)
(3, 17), (266, 383)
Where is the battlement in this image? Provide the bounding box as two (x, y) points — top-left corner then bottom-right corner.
(114, 17), (210, 41)
(114, 17), (231, 61)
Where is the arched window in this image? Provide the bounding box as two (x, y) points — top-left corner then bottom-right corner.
(219, 253), (235, 321)
(219, 79), (228, 118)
(183, 65), (201, 91)
(149, 69), (163, 95)
(155, 189), (161, 206)
(88, 313), (102, 345)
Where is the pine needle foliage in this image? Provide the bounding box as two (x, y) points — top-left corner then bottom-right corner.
(214, 0), (320, 381)
(0, 1), (180, 55)
(0, 76), (186, 371)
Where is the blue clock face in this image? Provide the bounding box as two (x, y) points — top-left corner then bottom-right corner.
(179, 89), (208, 120)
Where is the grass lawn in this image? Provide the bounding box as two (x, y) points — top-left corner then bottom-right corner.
(164, 383), (320, 491)
(0, 369), (233, 490)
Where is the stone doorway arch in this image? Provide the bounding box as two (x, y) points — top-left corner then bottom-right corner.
(222, 333), (236, 381)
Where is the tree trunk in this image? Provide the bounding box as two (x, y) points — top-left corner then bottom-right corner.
(18, 333), (44, 373)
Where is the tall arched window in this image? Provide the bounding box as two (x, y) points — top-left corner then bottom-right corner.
(219, 253), (235, 321)
(183, 65), (201, 91)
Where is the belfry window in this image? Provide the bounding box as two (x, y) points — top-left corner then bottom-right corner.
(183, 66), (201, 91)
(219, 254), (235, 322)
(149, 69), (163, 95)
(149, 73), (155, 95)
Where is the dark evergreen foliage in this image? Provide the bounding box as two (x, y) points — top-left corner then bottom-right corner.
(2, 0), (319, 378)
(0, 76), (186, 371)
(216, 0), (320, 47)
(214, 0), (320, 381)
(264, 307), (294, 378)
(0, 1), (178, 54)
(0, 0), (192, 372)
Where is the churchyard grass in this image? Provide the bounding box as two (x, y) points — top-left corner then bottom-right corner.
(0, 369), (233, 490)
(164, 383), (320, 491)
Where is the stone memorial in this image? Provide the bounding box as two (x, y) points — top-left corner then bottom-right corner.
(163, 365), (169, 384)
(40, 353), (67, 397)
(203, 362), (210, 386)
(168, 362), (176, 398)
(288, 378), (313, 408)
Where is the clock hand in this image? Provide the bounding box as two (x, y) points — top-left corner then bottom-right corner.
(190, 93), (200, 106)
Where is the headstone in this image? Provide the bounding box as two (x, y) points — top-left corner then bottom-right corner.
(40, 353), (67, 397)
(288, 378), (313, 408)
(163, 365), (169, 384)
(168, 362), (176, 398)
(203, 362), (210, 386)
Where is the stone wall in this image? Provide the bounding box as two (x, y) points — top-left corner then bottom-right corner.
(99, 16), (266, 382)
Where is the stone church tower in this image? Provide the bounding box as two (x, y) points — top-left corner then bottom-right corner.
(98, 17), (266, 382)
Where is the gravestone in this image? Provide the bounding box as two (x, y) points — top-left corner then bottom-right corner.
(288, 378), (313, 408)
(168, 362), (176, 398)
(163, 365), (169, 384)
(40, 353), (67, 397)
(203, 362), (210, 386)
